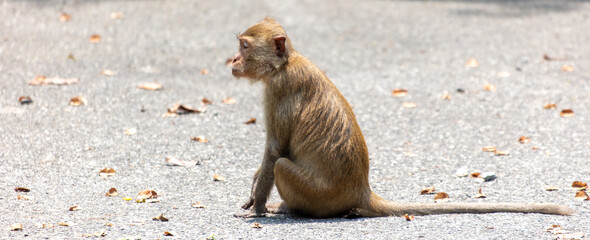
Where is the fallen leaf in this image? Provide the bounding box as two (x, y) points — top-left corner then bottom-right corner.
(441, 90), (451, 100)
(17, 195), (32, 200)
(191, 202), (205, 208)
(434, 192), (449, 203)
(466, 58), (479, 68)
(518, 136), (530, 144)
(222, 97), (236, 104)
(454, 166), (469, 177)
(245, 117), (257, 124)
(110, 12), (122, 19)
(100, 69), (115, 76)
(213, 174), (225, 181)
(99, 168), (116, 177)
(572, 181), (588, 190)
(29, 76), (79, 85)
(164, 231), (175, 236)
(191, 136), (208, 143)
(483, 84), (496, 92)
(18, 96), (33, 105)
(9, 223), (23, 231)
(105, 188), (119, 197)
(124, 128), (137, 135)
(475, 188), (486, 198)
(546, 224), (565, 234)
(167, 103), (203, 115)
(556, 232), (585, 240)
(560, 109), (574, 118)
(561, 64), (574, 72)
(482, 146), (496, 152)
(89, 34), (101, 43)
(137, 83), (162, 91)
(60, 13), (72, 22)
(497, 71), (510, 78)
(543, 54), (566, 61)
(201, 98), (212, 105)
(250, 222), (263, 228)
(392, 88), (408, 97)
(14, 187), (30, 192)
(469, 172), (481, 178)
(532, 146), (539, 151)
(544, 103), (557, 109)
(105, 222), (113, 227)
(122, 196), (132, 201)
(574, 191), (589, 201)
(200, 69), (210, 75)
(69, 96), (87, 106)
(69, 206), (80, 211)
(82, 229), (106, 237)
(404, 214), (414, 221)
(152, 214), (169, 222)
(545, 186), (559, 191)
(57, 222), (70, 227)
(402, 102), (417, 108)
(494, 150), (509, 156)
(165, 156), (198, 167)
(420, 187), (436, 195)
(67, 54), (76, 61)
(36, 223), (54, 229)
(137, 189), (158, 200)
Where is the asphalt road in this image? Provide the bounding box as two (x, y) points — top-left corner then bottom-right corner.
(1, 0), (589, 239)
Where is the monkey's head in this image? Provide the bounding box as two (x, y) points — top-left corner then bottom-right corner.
(231, 17), (293, 81)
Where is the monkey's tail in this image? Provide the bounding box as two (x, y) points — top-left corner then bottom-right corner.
(362, 193), (574, 217)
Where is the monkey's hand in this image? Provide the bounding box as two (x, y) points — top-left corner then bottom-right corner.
(241, 196), (255, 210)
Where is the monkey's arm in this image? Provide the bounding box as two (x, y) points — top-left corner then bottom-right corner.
(241, 142), (281, 216)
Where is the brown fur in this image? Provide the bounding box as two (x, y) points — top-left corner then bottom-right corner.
(231, 17), (574, 218)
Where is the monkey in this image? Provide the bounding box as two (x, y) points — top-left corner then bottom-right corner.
(230, 17), (574, 218)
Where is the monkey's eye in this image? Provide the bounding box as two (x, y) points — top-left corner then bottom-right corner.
(242, 41), (250, 49)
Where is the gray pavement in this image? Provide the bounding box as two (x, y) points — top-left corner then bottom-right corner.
(1, 0), (589, 239)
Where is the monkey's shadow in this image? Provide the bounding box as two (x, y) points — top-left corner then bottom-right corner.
(237, 213), (365, 225)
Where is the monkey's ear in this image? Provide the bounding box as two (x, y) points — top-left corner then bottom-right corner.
(273, 36), (287, 57)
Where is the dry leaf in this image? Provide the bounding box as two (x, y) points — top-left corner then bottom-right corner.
(222, 97), (237, 104)
(475, 188), (486, 198)
(441, 90), (451, 100)
(556, 232), (585, 240)
(545, 186), (559, 191)
(420, 187), (436, 195)
(191, 136), (208, 143)
(497, 71), (510, 78)
(544, 103), (557, 109)
(245, 118), (257, 124)
(9, 223), (23, 231)
(494, 150), (509, 156)
(69, 206), (80, 211)
(561, 64), (574, 72)
(518, 136), (530, 144)
(57, 222), (69, 227)
(402, 102), (417, 108)
(100, 69), (115, 76)
(36, 223), (54, 229)
(392, 88), (408, 97)
(483, 84), (497, 92)
(466, 58), (479, 68)
(201, 98), (212, 105)
(434, 192), (449, 203)
(29, 76), (79, 85)
(532, 146), (539, 151)
(67, 54), (76, 61)
(14, 187), (30, 192)
(69, 96), (87, 106)
(167, 103), (203, 115)
(165, 156), (198, 167)
(123, 196), (132, 201)
(574, 191), (590, 201)
(560, 109), (574, 118)
(17, 195), (32, 200)
(99, 168), (116, 177)
(546, 224), (565, 234)
(89, 34), (101, 43)
(543, 54), (566, 61)
(137, 189), (158, 200)
(18, 96), (33, 105)
(82, 229), (106, 237)
(192, 202), (205, 208)
(152, 214), (169, 222)
(137, 83), (162, 91)
(250, 222), (263, 228)
(110, 12), (122, 19)
(403, 214), (414, 221)
(124, 128), (137, 135)
(572, 181), (588, 190)
(213, 174), (225, 181)
(200, 69), (210, 75)
(105, 188), (119, 197)
(60, 13), (72, 22)
(469, 172), (481, 178)
(164, 231), (175, 236)
(482, 146), (496, 152)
